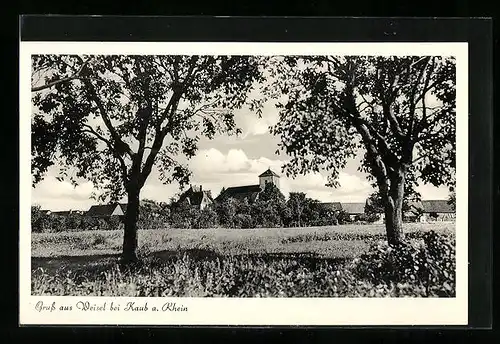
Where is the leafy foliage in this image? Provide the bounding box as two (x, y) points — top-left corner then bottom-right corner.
(137, 199), (171, 229)
(447, 188), (456, 211)
(352, 230), (455, 296)
(31, 54), (265, 259)
(32, 55), (265, 200)
(287, 192), (306, 227)
(265, 55), (456, 241)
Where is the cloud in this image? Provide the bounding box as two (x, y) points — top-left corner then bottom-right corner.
(280, 171), (374, 203)
(189, 148), (283, 176)
(32, 147), (450, 211)
(31, 176), (97, 211)
(187, 148), (373, 202)
(234, 101), (279, 138)
(33, 176), (95, 200)
(416, 183), (449, 200)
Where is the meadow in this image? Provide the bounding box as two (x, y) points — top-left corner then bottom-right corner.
(31, 222), (456, 297)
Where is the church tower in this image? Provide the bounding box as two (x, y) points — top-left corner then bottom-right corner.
(259, 168), (280, 190)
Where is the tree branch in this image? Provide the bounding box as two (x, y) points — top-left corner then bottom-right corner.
(382, 104), (405, 140)
(139, 56), (202, 186)
(31, 60), (88, 92)
(82, 79), (134, 160)
(81, 125), (129, 182)
(407, 58), (431, 141)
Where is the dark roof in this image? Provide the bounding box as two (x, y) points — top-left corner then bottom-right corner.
(341, 202), (365, 214)
(321, 202), (343, 211)
(50, 210), (85, 216)
(215, 184), (262, 202)
(411, 200), (454, 213)
(86, 203), (127, 217)
(178, 187), (214, 206)
(50, 211), (71, 216)
(258, 168), (280, 178)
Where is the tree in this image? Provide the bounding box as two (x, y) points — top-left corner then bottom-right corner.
(215, 198), (237, 228)
(252, 183), (287, 227)
(242, 183), (286, 228)
(447, 187), (456, 211)
(269, 56), (456, 244)
(192, 205), (219, 229)
(315, 203), (339, 226)
(31, 204), (47, 233)
(138, 199), (170, 229)
(170, 198), (195, 229)
(300, 198), (324, 226)
(287, 192), (306, 227)
(31, 55), (264, 262)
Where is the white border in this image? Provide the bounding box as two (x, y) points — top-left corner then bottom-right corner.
(19, 42), (468, 326)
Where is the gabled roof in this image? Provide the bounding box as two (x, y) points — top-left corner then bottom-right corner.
(86, 203), (127, 217)
(178, 186), (214, 207)
(341, 202), (365, 214)
(411, 200), (454, 213)
(321, 202), (343, 211)
(259, 168), (280, 178)
(215, 184), (262, 202)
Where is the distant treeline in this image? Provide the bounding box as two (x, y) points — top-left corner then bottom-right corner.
(31, 185), (381, 233)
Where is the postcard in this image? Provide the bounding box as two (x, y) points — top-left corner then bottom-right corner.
(20, 40), (468, 325)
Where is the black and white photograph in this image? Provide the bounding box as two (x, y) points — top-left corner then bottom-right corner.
(19, 39), (469, 325)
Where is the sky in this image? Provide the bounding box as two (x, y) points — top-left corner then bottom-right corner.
(31, 98), (450, 211)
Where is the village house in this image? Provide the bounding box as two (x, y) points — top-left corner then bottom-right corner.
(86, 203), (127, 219)
(409, 200), (456, 222)
(48, 209), (85, 216)
(321, 202), (343, 213)
(176, 185), (214, 210)
(340, 202), (366, 221)
(215, 168), (282, 203)
(322, 201), (386, 223)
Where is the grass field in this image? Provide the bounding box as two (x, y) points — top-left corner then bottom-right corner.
(31, 222), (456, 297)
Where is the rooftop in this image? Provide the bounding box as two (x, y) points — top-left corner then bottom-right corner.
(259, 168), (280, 178)
(340, 202), (366, 214)
(321, 202), (343, 211)
(215, 184), (262, 202)
(86, 203), (127, 217)
(178, 186), (214, 206)
(410, 200), (454, 213)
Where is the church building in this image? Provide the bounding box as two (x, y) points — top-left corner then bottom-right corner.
(215, 168), (281, 203)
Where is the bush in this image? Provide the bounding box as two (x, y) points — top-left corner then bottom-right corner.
(192, 207), (219, 229)
(45, 215), (67, 233)
(351, 230), (456, 297)
(79, 216), (100, 231)
(356, 213), (380, 223)
(233, 214), (254, 229)
(336, 210), (352, 225)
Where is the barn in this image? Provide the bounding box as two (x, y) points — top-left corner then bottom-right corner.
(321, 202), (343, 213)
(86, 203), (127, 218)
(410, 200), (455, 222)
(340, 202), (366, 221)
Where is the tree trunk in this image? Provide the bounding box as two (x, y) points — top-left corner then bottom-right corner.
(384, 199), (405, 245)
(384, 169), (406, 245)
(122, 185), (141, 264)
